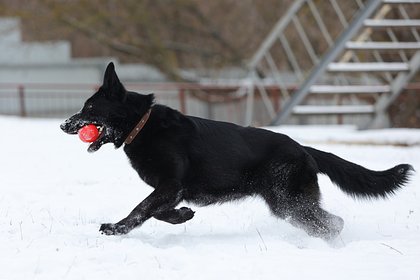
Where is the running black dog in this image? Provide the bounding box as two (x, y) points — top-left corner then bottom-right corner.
(61, 62), (413, 240)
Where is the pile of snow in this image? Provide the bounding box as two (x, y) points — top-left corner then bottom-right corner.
(0, 117), (419, 279)
(270, 125), (420, 146)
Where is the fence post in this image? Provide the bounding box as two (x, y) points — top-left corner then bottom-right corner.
(272, 87), (281, 113)
(179, 88), (186, 114)
(18, 85), (27, 117)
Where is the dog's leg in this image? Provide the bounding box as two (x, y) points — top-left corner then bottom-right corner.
(100, 182), (183, 235)
(262, 156), (344, 240)
(287, 174), (344, 240)
(264, 189), (343, 240)
(287, 203), (344, 240)
(153, 207), (195, 224)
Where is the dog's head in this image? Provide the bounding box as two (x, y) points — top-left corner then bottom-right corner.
(60, 62), (153, 152)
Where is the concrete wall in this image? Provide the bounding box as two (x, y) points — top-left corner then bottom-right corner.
(0, 17), (170, 117)
(0, 18), (71, 64)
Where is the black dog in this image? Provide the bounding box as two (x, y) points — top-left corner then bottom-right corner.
(61, 62), (413, 240)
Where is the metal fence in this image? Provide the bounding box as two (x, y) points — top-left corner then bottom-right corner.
(0, 83), (286, 126)
(1, 82), (418, 126)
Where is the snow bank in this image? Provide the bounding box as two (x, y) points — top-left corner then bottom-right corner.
(0, 117), (419, 279)
(269, 125), (420, 146)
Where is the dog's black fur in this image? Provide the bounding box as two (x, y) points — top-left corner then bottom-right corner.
(61, 62), (414, 240)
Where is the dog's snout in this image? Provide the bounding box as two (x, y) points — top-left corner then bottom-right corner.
(60, 118), (78, 134)
(60, 121), (67, 131)
(60, 118), (73, 132)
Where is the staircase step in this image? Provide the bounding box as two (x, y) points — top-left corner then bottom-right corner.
(383, 0), (420, 3)
(293, 105), (375, 115)
(364, 19), (420, 28)
(346, 41), (420, 50)
(328, 62), (409, 72)
(310, 85), (391, 94)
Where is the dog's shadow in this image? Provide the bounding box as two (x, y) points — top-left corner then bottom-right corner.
(128, 227), (342, 250)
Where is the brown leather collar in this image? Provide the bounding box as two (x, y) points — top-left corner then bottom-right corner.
(124, 109), (152, 145)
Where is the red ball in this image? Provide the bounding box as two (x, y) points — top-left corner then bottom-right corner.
(78, 124), (99, 143)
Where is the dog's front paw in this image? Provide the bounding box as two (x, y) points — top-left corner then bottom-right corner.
(99, 223), (129, 235)
(179, 207), (195, 221)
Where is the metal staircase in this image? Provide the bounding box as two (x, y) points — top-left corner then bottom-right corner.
(243, 0), (420, 128)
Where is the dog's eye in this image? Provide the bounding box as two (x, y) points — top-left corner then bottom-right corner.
(86, 104), (93, 110)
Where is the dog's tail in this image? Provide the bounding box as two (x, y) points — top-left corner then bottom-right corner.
(304, 146), (414, 199)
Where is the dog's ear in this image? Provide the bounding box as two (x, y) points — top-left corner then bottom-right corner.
(102, 62), (126, 100)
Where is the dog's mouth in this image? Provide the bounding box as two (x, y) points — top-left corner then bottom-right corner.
(96, 125), (104, 133)
(61, 119), (113, 153)
(86, 124), (107, 153)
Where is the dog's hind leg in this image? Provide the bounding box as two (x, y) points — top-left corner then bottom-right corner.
(261, 157), (344, 240)
(287, 200), (344, 240)
(263, 185), (344, 240)
(153, 207), (195, 224)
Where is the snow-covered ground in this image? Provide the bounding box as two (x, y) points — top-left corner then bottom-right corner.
(0, 116), (419, 280)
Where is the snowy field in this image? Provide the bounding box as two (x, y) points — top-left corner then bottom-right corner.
(0, 116), (419, 280)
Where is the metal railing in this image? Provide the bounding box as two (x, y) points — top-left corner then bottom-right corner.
(1, 82), (419, 126)
(0, 82), (289, 125)
(243, 0), (420, 127)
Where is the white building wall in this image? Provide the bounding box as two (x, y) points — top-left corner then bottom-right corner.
(0, 18), (71, 64)
(0, 17), (166, 117)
